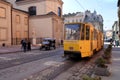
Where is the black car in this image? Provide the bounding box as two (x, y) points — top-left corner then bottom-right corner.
(40, 38), (56, 50)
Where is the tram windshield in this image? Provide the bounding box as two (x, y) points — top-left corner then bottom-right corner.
(65, 24), (81, 40)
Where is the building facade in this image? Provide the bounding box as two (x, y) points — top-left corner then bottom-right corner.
(63, 12), (85, 23)
(0, 0), (29, 46)
(63, 10), (104, 32)
(6, 0), (64, 45)
(0, 0), (12, 46)
(12, 8), (29, 45)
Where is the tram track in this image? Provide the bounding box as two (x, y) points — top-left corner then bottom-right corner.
(26, 49), (104, 80)
(0, 48), (104, 80)
(54, 50), (104, 80)
(0, 49), (63, 70)
(25, 59), (78, 80)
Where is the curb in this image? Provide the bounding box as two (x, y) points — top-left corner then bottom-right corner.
(0, 48), (40, 54)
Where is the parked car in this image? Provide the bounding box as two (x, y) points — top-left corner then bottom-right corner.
(40, 38), (56, 50)
(104, 38), (112, 42)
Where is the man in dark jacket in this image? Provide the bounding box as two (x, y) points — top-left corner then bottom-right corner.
(22, 39), (27, 52)
(27, 40), (31, 51)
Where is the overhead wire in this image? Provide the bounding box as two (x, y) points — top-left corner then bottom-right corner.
(74, 0), (85, 11)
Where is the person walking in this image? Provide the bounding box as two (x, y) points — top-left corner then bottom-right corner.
(113, 40), (116, 47)
(27, 40), (31, 51)
(23, 39), (27, 52)
(21, 39), (24, 50)
(116, 40), (119, 47)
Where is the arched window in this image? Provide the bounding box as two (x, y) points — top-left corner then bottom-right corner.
(28, 6), (36, 16)
(58, 7), (61, 17)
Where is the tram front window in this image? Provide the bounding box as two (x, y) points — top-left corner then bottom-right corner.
(65, 24), (81, 40)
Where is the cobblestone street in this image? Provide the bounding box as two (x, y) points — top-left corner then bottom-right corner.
(0, 48), (64, 80)
(0, 43), (119, 80)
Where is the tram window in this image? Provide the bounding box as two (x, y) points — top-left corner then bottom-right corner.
(81, 24), (85, 40)
(65, 24), (81, 40)
(94, 29), (97, 40)
(86, 26), (90, 40)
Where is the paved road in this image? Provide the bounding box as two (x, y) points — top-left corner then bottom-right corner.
(0, 48), (64, 80)
(0, 48), (63, 70)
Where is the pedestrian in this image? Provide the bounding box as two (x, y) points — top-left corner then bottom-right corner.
(21, 39), (24, 50)
(113, 40), (116, 47)
(116, 40), (119, 47)
(23, 39), (27, 52)
(27, 40), (31, 51)
(61, 40), (63, 45)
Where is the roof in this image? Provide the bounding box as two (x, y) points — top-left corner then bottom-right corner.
(12, 8), (28, 14)
(0, 0), (11, 6)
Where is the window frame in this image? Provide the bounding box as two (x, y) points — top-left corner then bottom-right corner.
(16, 15), (20, 24)
(81, 24), (85, 40)
(0, 7), (6, 18)
(58, 7), (61, 17)
(0, 28), (7, 41)
(28, 6), (37, 16)
(86, 25), (90, 40)
(24, 17), (28, 25)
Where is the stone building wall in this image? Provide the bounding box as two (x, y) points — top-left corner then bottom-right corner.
(0, 0), (12, 46)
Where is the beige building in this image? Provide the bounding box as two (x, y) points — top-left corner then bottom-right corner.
(12, 8), (29, 45)
(6, 0), (64, 45)
(29, 13), (63, 44)
(0, 0), (29, 46)
(0, 0), (12, 46)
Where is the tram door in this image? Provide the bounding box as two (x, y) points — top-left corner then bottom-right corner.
(90, 29), (93, 55)
(86, 25), (93, 56)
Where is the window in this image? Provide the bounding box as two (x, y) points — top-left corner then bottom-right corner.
(58, 7), (61, 17)
(0, 28), (7, 41)
(24, 31), (28, 38)
(24, 17), (28, 25)
(16, 15), (20, 24)
(86, 26), (90, 40)
(81, 24), (85, 40)
(94, 29), (97, 40)
(28, 6), (36, 16)
(65, 24), (81, 40)
(0, 7), (6, 18)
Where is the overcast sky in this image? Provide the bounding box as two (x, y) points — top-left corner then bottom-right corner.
(62, 0), (118, 30)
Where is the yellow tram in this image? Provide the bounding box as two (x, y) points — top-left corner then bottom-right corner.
(64, 22), (103, 58)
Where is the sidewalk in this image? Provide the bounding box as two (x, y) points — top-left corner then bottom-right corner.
(0, 45), (40, 54)
(102, 47), (120, 80)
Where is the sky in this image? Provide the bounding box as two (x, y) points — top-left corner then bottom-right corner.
(62, 0), (118, 30)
